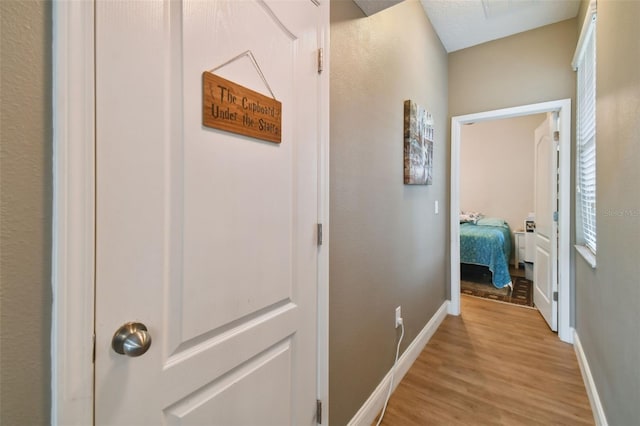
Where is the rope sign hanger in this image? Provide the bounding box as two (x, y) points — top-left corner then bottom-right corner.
(208, 50), (277, 100)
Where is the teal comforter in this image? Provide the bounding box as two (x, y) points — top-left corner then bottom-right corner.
(460, 222), (512, 288)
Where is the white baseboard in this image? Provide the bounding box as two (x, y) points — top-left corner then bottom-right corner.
(573, 331), (608, 426)
(347, 300), (450, 426)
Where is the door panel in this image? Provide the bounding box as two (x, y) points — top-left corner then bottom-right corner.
(95, 1), (321, 424)
(533, 113), (558, 331)
(535, 242), (551, 298)
(181, 0), (296, 343)
(163, 341), (292, 425)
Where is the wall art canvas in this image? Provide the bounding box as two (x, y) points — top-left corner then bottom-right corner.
(403, 100), (433, 185)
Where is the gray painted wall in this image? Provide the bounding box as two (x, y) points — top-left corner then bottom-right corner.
(330, 1), (448, 424)
(0, 1), (52, 424)
(574, 1), (640, 424)
(448, 19), (578, 117)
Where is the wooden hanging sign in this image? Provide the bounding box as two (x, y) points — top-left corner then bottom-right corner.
(202, 71), (282, 144)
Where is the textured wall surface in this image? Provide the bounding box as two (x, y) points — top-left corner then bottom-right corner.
(448, 18), (578, 118)
(0, 1), (53, 424)
(574, 0), (640, 424)
(330, 1), (448, 424)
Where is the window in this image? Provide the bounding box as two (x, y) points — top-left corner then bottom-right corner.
(573, 2), (597, 264)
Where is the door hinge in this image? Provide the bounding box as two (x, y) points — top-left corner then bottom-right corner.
(553, 211), (559, 222)
(553, 291), (558, 302)
(553, 130), (560, 141)
(317, 48), (323, 74)
(316, 399), (322, 424)
(317, 223), (323, 246)
(92, 333), (96, 363)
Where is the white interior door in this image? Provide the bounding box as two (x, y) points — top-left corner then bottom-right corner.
(533, 113), (558, 331)
(94, 1), (323, 424)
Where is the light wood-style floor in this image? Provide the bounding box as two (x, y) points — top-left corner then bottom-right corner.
(375, 296), (594, 425)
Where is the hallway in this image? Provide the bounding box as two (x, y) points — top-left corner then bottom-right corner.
(377, 296), (594, 425)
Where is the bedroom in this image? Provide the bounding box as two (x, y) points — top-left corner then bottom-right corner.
(459, 113), (547, 307)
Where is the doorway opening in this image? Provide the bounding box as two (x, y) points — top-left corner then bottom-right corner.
(449, 99), (573, 343)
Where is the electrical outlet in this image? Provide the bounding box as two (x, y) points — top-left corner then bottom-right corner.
(395, 306), (402, 328)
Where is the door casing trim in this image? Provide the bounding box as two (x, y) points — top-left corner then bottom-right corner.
(449, 99), (573, 344)
(51, 1), (95, 424)
(51, 1), (330, 423)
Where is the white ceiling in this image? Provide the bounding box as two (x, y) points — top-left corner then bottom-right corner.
(420, 0), (581, 52)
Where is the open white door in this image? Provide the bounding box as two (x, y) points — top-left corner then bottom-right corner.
(94, 1), (324, 424)
(533, 113), (558, 331)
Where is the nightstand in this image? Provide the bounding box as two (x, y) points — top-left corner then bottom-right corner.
(515, 231), (526, 268)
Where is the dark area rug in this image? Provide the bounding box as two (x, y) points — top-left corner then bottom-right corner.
(460, 264), (534, 307)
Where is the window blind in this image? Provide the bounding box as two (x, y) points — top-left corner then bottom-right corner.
(576, 17), (597, 253)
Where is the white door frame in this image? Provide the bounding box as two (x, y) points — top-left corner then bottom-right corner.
(449, 99), (573, 344)
(50, 1), (330, 424)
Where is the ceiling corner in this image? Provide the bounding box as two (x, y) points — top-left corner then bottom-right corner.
(353, 0), (405, 17)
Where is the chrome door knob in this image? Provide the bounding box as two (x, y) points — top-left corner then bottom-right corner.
(112, 322), (152, 357)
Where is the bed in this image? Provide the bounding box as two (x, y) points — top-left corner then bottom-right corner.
(459, 216), (512, 289)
